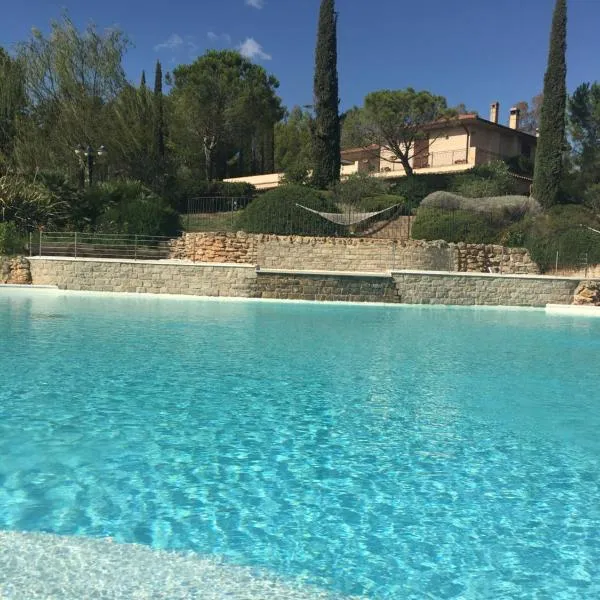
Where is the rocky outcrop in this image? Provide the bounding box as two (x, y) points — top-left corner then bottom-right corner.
(0, 256), (32, 284)
(573, 280), (600, 306)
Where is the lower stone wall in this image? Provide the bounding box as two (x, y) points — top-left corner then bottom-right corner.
(256, 271), (399, 303)
(393, 272), (580, 307)
(170, 233), (539, 274)
(20, 258), (592, 308)
(28, 258), (258, 297)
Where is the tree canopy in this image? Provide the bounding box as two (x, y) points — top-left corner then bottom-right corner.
(344, 88), (454, 176)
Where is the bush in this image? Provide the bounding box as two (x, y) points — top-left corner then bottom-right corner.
(515, 205), (600, 271)
(584, 184), (600, 212)
(167, 168), (256, 212)
(91, 181), (181, 237)
(450, 161), (518, 198)
(0, 222), (24, 254)
(33, 171), (85, 230)
(358, 194), (408, 213)
(238, 184), (342, 236)
(411, 208), (499, 243)
(389, 174), (451, 206)
(334, 173), (388, 206)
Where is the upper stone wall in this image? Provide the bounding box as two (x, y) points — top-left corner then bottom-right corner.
(169, 232), (539, 275)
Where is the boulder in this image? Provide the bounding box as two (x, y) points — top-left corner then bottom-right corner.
(573, 280), (600, 306)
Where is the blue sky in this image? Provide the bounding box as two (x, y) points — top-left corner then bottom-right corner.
(1, 0), (598, 124)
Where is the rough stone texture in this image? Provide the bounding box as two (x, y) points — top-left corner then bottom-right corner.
(256, 272), (399, 303)
(0, 256), (32, 284)
(393, 272), (581, 307)
(169, 233), (539, 274)
(27, 258), (593, 307)
(29, 259), (258, 297)
(573, 280), (600, 306)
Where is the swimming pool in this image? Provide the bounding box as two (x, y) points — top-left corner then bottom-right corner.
(1, 289), (599, 599)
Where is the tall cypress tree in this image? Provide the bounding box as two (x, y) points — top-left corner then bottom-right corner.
(312, 0), (340, 189)
(153, 60), (165, 162)
(140, 70), (147, 89)
(533, 0), (567, 207)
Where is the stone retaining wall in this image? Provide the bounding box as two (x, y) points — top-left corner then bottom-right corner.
(256, 271), (399, 303)
(169, 233), (539, 274)
(393, 272), (580, 307)
(21, 258), (591, 308)
(28, 258), (257, 297)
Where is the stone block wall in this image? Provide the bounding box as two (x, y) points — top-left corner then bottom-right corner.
(28, 259), (257, 297)
(256, 271), (399, 303)
(169, 232), (539, 275)
(393, 272), (580, 307)
(18, 257), (591, 308)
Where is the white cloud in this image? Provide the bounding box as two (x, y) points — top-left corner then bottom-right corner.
(154, 34), (184, 52)
(154, 34), (198, 58)
(238, 37), (271, 60)
(207, 31), (232, 44)
(245, 0), (265, 8)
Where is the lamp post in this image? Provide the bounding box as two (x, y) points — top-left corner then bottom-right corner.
(75, 144), (107, 188)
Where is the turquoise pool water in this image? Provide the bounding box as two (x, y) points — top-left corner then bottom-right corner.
(1, 289), (599, 599)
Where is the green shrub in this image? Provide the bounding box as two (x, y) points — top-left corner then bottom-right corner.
(389, 174), (451, 206)
(238, 184), (342, 235)
(334, 173), (388, 206)
(358, 194), (408, 213)
(411, 208), (499, 243)
(584, 184), (600, 212)
(92, 181), (181, 237)
(503, 204), (600, 271)
(34, 171), (85, 230)
(0, 221), (24, 254)
(451, 161), (518, 198)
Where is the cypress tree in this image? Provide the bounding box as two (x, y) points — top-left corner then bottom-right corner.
(312, 0), (340, 189)
(140, 70), (147, 89)
(153, 60), (165, 161)
(532, 0), (567, 207)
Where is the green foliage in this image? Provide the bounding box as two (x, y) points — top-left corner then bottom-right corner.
(334, 173), (388, 206)
(568, 82), (600, 194)
(15, 14), (129, 173)
(362, 88), (454, 176)
(238, 184), (341, 235)
(358, 194), (408, 213)
(412, 208), (499, 243)
(532, 0), (567, 207)
(88, 180), (181, 236)
(389, 173), (451, 206)
(0, 173), (66, 231)
(275, 106), (313, 172)
(510, 205), (600, 270)
(0, 48), (26, 164)
(170, 50), (283, 181)
(312, 0), (341, 189)
(281, 163), (312, 186)
(451, 161), (518, 197)
(0, 221), (23, 254)
(584, 183), (600, 211)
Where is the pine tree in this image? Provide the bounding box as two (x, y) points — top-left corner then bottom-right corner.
(532, 0), (567, 207)
(312, 0), (340, 189)
(140, 70), (147, 89)
(153, 60), (165, 162)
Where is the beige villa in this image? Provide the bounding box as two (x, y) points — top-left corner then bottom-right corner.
(225, 103), (537, 191)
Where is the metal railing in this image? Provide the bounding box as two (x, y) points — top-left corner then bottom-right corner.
(30, 232), (173, 260)
(185, 197), (251, 232)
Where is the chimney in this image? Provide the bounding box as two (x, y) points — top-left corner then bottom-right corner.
(509, 107), (521, 130)
(490, 101), (500, 124)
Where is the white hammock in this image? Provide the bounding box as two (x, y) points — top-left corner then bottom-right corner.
(295, 203), (401, 226)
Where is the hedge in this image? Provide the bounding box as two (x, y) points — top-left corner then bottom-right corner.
(237, 184), (342, 236)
